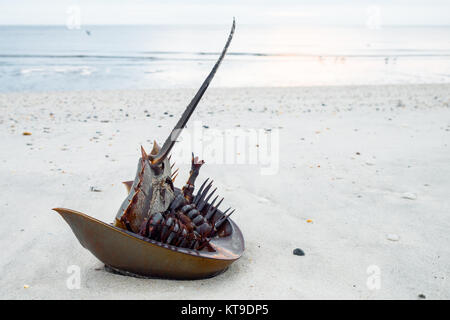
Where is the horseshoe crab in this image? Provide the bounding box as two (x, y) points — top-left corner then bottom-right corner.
(54, 19), (244, 280)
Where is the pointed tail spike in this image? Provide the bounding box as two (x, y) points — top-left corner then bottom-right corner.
(149, 19), (236, 165)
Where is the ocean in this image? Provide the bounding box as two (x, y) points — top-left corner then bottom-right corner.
(1, 24), (450, 92)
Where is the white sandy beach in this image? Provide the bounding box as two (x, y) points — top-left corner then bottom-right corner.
(0, 84), (449, 299)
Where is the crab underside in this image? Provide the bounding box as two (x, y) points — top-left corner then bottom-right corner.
(54, 19), (243, 279)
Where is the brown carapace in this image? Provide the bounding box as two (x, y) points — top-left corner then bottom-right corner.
(113, 19), (236, 252)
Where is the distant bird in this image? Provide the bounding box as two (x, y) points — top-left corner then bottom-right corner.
(85, 30), (91, 36)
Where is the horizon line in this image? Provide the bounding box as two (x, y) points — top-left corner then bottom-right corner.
(1, 23), (450, 27)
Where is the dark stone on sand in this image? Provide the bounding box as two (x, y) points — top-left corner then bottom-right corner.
(293, 248), (305, 256)
(90, 186), (102, 192)
(418, 294), (426, 299)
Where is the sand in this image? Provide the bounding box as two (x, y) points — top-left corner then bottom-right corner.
(0, 84), (449, 299)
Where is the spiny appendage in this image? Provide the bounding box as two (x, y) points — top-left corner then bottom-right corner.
(138, 178), (235, 252)
(181, 153), (204, 203)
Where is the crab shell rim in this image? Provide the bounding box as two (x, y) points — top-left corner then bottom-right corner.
(53, 206), (244, 280)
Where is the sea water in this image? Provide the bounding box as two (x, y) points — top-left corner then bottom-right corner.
(1, 24), (450, 92)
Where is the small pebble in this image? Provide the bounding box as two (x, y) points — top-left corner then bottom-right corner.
(418, 294), (426, 299)
(23, 285), (29, 289)
(22, 132), (32, 136)
(293, 248), (305, 256)
(306, 219), (313, 223)
(402, 192), (417, 200)
(90, 186), (102, 192)
(387, 234), (400, 241)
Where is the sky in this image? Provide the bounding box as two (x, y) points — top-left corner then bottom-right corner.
(0, 0), (449, 26)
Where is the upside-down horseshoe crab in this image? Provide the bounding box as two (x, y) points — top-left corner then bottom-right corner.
(54, 19), (244, 280)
